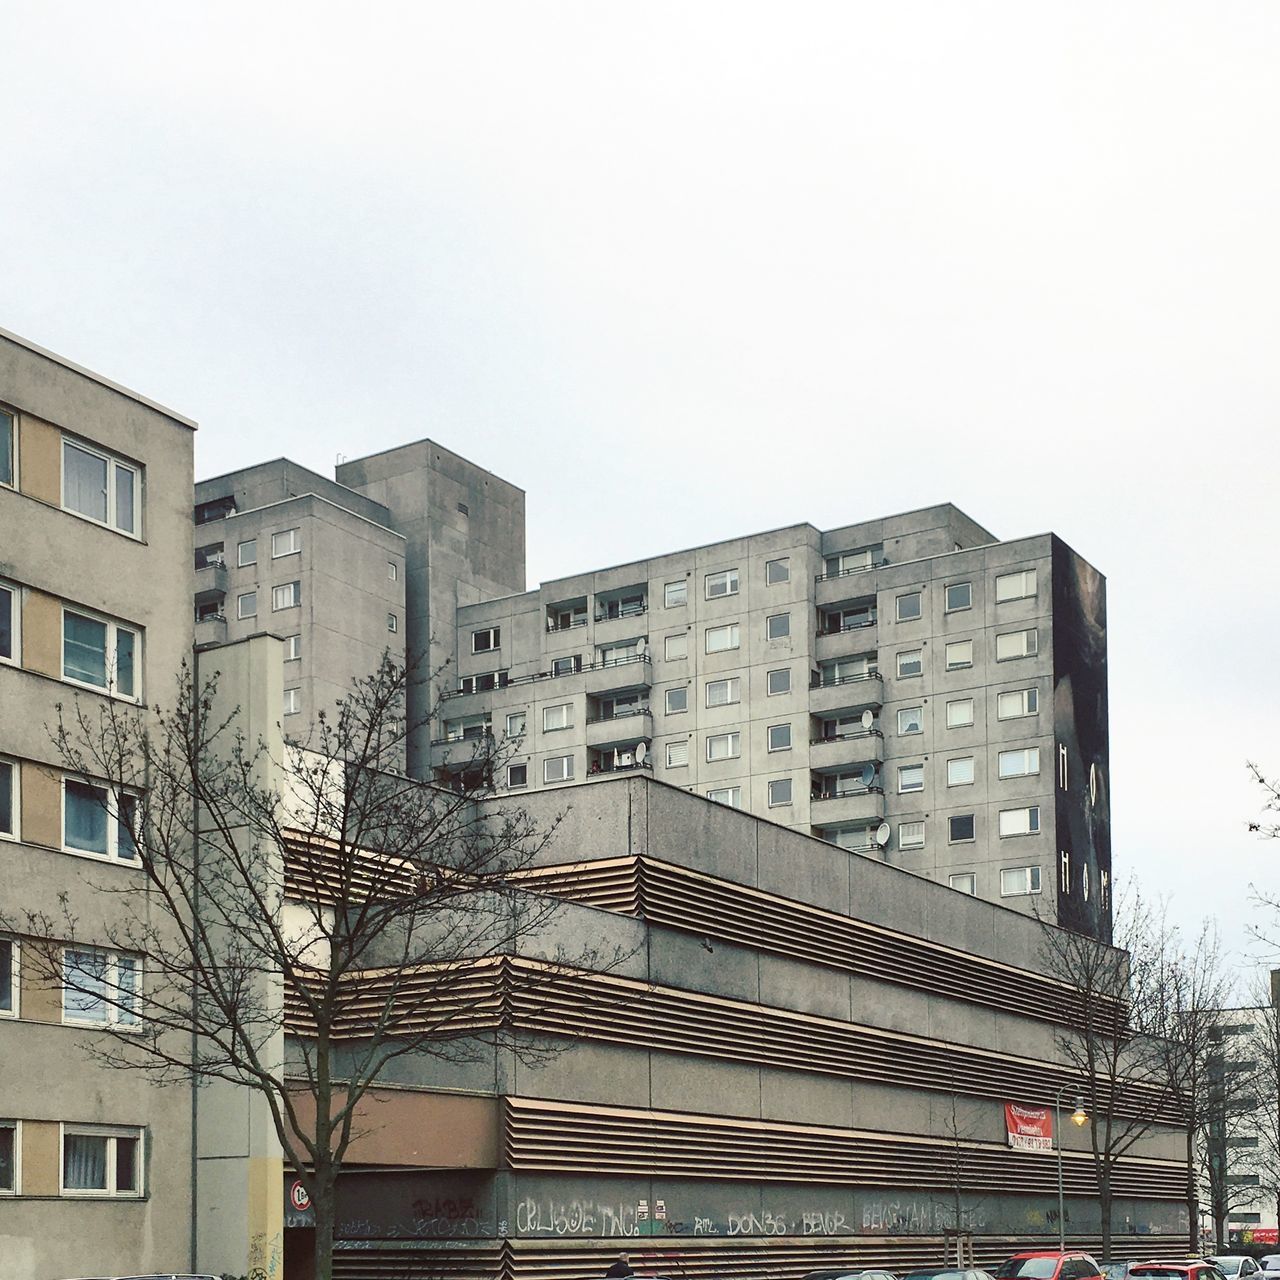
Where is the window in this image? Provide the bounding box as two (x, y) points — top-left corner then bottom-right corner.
(507, 763), (528, 789)
(388, 561), (398, 581)
(62, 949), (140, 1027)
(706, 732), (741, 762)
(194, 542), (224, 571)
(0, 1120), (14, 1193)
(238, 539), (257, 567)
(271, 528), (300, 558)
(664, 581), (688, 608)
(63, 610), (139, 699)
(898, 764), (924, 793)
(766, 613), (790, 640)
(896, 591), (922, 622)
(765, 558), (790, 584)
(0, 583), (16, 665)
(543, 703), (573, 732)
(283, 688), (300, 716)
(666, 740), (689, 768)
(997, 687), (1039, 719)
(998, 747), (1041, 779)
(897, 707), (923, 735)
(544, 755), (574, 783)
(1000, 865), (1042, 896)
(387, 613), (398, 633)
(459, 670), (509, 694)
(272, 582), (300, 611)
(767, 668), (791, 696)
(62, 439), (139, 536)
(472, 627), (500, 653)
(664, 633), (688, 661)
(706, 677), (740, 707)
(599, 592), (646, 621)
(705, 569), (739, 599)
(0, 937), (15, 1015)
(946, 698), (974, 728)
(896, 649), (922, 678)
(949, 813), (976, 843)
(899, 821), (925, 849)
(945, 639), (973, 670)
(947, 756), (975, 787)
(705, 623), (740, 653)
(995, 569), (1037, 602)
(996, 629), (1039, 661)
(949, 873), (977, 896)
(768, 778), (792, 807)
(284, 634), (301, 661)
(999, 806), (1041, 837)
(706, 786), (741, 808)
(237, 591), (257, 619)
(665, 687), (688, 714)
(599, 640), (642, 666)
(61, 1126), (142, 1197)
(945, 582), (972, 612)
(0, 407), (13, 487)
(551, 655), (581, 677)
(825, 548), (876, 577)
(506, 712), (527, 737)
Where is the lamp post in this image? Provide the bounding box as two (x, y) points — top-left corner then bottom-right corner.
(1056, 1086), (1089, 1252)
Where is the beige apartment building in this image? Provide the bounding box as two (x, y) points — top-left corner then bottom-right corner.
(0, 327), (197, 1278)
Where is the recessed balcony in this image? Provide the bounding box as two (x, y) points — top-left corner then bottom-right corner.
(808, 670), (882, 716)
(807, 785), (885, 826)
(194, 558), (229, 603)
(808, 728), (883, 770)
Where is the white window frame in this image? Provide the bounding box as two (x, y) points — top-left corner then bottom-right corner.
(387, 613), (398, 633)
(237, 539), (257, 567)
(0, 757), (15, 843)
(947, 756), (975, 787)
(705, 623), (740, 654)
(896, 591), (922, 622)
(283, 688), (301, 716)
(766, 612), (790, 640)
(472, 627), (501, 654)
(944, 639), (973, 671)
(896, 649), (923, 678)
(944, 582), (972, 612)
(767, 778), (793, 807)
(388, 561), (398, 581)
(1000, 865), (1043, 896)
(505, 712), (527, 738)
(284, 634), (301, 662)
(948, 813), (976, 844)
(59, 1124), (144, 1198)
(767, 723), (792, 752)
(996, 628), (1039, 661)
(899, 820), (925, 850)
(543, 754), (574, 784)
(995, 569), (1037, 603)
(997, 687), (1040, 719)
(946, 698), (974, 729)
(897, 707), (923, 736)
(706, 786), (741, 808)
(705, 677), (741, 708)
(61, 437), (141, 538)
(998, 747), (1041, 779)
(60, 948), (142, 1029)
(237, 591), (257, 620)
(506, 763), (528, 789)
(272, 582), (301, 612)
(0, 1117), (18, 1195)
(61, 606), (141, 702)
(949, 873), (977, 896)
(898, 763), (924, 793)
(706, 731), (741, 762)
(998, 806), (1042, 838)
(62, 777), (139, 864)
(664, 633), (688, 661)
(271, 528), (300, 558)
(0, 405), (15, 490)
(767, 668), (791, 696)
(704, 568), (740, 599)
(664, 687), (688, 715)
(664, 580), (688, 609)
(666, 740), (689, 769)
(0, 936), (18, 1019)
(543, 703), (573, 732)
(765, 558), (790, 585)
(0, 580), (20, 667)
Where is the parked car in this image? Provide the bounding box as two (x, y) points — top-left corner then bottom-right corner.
(1209, 1261), (1263, 1280)
(902, 1269), (998, 1280)
(1099, 1261), (1153, 1280)
(1129, 1262), (1227, 1280)
(803, 1270), (899, 1280)
(995, 1253), (1104, 1280)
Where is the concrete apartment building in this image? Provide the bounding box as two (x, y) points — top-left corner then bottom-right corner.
(0, 328), (197, 1278)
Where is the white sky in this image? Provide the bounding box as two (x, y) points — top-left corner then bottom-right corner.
(2, 2), (1277, 979)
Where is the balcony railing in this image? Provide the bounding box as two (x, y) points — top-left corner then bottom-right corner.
(547, 616), (588, 633)
(810, 728), (883, 746)
(811, 784), (884, 802)
(442, 653), (652, 700)
(810, 670), (882, 690)
(595, 604), (648, 623)
(815, 560), (885, 584)
(585, 705), (652, 726)
(818, 618), (877, 636)
(588, 758), (654, 776)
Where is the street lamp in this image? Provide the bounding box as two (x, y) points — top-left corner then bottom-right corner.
(1056, 1086), (1089, 1252)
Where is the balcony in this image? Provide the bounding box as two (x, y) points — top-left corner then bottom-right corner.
(808, 670), (883, 716)
(586, 704), (652, 749)
(808, 728), (883, 770)
(808, 785), (885, 826)
(194, 558), (229, 603)
(194, 614), (227, 648)
(428, 731), (494, 773)
(587, 744), (653, 776)
(593, 586), (648, 638)
(440, 654), (653, 704)
(547, 595), (589, 633)
(816, 623), (877, 662)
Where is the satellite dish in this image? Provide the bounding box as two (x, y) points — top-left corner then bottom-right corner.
(635, 740), (648, 763)
(874, 822), (892, 847)
(861, 709), (875, 731)
(860, 763), (876, 788)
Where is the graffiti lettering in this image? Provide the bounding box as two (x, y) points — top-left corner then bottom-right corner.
(802, 1211), (849, 1235)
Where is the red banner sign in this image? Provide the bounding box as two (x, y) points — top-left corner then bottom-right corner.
(1005, 1103), (1054, 1151)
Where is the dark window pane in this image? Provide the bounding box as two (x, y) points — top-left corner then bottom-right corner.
(949, 814), (975, 841)
(0, 587), (11, 661)
(0, 938), (12, 1012)
(0, 410), (12, 486)
(0, 761), (11, 836)
(63, 442), (109, 522)
(0, 1125), (14, 1191)
(115, 1135), (139, 1191)
(65, 780), (109, 853)
(115, 466), (135, 533)
(64, 612), (108, 687)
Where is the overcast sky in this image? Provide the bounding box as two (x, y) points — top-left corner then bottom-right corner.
(2, 2), (1276, 981)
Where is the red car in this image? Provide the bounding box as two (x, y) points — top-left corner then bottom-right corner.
(1130, 1264), (1228, 1280)
(996, 1253), (1104, 1280)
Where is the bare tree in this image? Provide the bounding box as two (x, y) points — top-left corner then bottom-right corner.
(1244, 973), (1280, 1234)
(1036, 890), (1176, 1258)
(6, 655), (612, 1280)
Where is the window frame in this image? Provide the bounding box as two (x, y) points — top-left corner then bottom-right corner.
(505, 712), (527, 738)
(1000, 865), (1043, 896)
(766, 612), (790, 640)
(704, 568), (740, 600)
(237, 538), (257, 567)
(61, 437), (141, 538)
(765, 558), (790, 585)
(664, 633), (688, 661)
(0, 580), (20, 668)
(997, 687), (1040, 720)
(944, 581), (972, 613)
(897, 706), (924, 736)
(945, 697), (975, 729)
(61, 606), (141, 702)
(948, 813), (976, 844)
(947, 756), (975, 787)
(59, 1123), (144, 1198)
(237, 591), (257, 620)
(895, 591), (923, 622)
(665, 740), (689, 769)
(705, 623), (740, 654)
(0, 1117), (18, 1195)
(272, 581), (301, 612)
(0, 405), (15, 490)
(705, 677), (741, 708)
(996, 628), (1039, 661)
(283, 687), (301, 716)
(897, 763), (924, 793)
(542, 703), (573, 733)
(767, 723), (792, 752)
(61, 777), (139, 865)
(998, 805), (1042, 838)
(664, 687), (688, 715)
(998, 746), (1041, 779)
(944, 639), (973, 671)
(388, 561), (398, 581)
(898, 820), (925, 850)
(995, 568), (1037, 603)
(706, 731), (741, 763)
(0, 758), (16, 842)
(896, 649), (923, 678)
(271, 528), (301, 559)
(949, 872), (977, 896)
(506, 763), (528, 789)
(767, 668), (791, 696)
(767, 777), (793, 808)
(471, 627), (501, 654)
(284, 634), (301, 662)
(543, 754), (574, 784)
(0, 936), (18, 1019)
(387, 613), (398, 633)
(664, 580), (688, 609)
(706, 786), (741, 808)
(60, 948), (142, 1029)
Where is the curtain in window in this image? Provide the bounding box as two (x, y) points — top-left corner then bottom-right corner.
(64, 1133), (108, 1189)
(63, 443), (108, 522)
(64, 613), (107, 687)
(63, 950), (108, 1021)
(65, 781), (109, 853)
